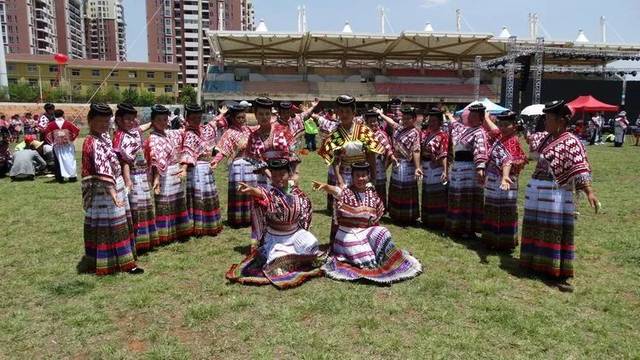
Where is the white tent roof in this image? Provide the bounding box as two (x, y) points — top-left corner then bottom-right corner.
(208, 30), (506, 65)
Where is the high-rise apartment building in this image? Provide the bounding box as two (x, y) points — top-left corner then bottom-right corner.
(146, 0), (254, 86)
(84, 0), (126, 61)
(0, 0), (57, 55)
(56, 0), (86, 59)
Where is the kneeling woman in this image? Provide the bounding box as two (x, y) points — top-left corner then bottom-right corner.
(81, 103), (143, 275)
(314, 162), (422, 284)
(226, 159), (322, 289)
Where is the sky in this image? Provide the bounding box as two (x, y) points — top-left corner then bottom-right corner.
(124, 0), (640, 63)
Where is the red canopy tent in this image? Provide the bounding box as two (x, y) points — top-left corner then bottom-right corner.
(566, 95), (619, 113)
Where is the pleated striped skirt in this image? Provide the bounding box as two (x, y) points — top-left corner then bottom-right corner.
(154, 163), (191, 244)
(388, 159), (419, 224)
(186, 161), (223, 237)
(227, 158), (257, 227)
(421, 160), (447, 229)
(520, 178), (576, 278)
(83, 176), (137, 275)
(446, 161), (484, 237)
(128, 167), (158, 252)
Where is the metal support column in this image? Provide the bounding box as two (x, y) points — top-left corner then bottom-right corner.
(504, 36), (517, 109)
(473, 56), (482, 101)
(532, 37), (544, 105)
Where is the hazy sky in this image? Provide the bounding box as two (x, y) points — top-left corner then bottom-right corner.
(124, 0), (640, 63)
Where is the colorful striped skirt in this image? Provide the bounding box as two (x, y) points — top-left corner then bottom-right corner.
(227, 158), (257, 227)
(520, 178), (576, 278)
(388, 159), (419, 224)
(375, 156), (387, 209)
(226, 227), (323, 289)
(128, 167), (159, 252)
(446, 161), (484, 237)
(186, 161), (223, 237)
(154, 163), (191, 244)
(82, 176), (137, 275)
(322, 225), (422, 283)
(327, 165), (352, 213)
(421, 160), (447, 229)
(482, 172), (519, 251)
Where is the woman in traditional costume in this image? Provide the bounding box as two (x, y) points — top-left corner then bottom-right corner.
(363, 109), (397, 209)
(376, 106), (423, 224)
(482, 110), (527, 251)
(211, 104), (256, 227)
(246, 97), (292, 188)
(613, 111), (629, 147)
(44, 109), (80, 183)
(112, 103), (158, 252)
(144, 104), (191, 244)
(308, 95), (383, 212)
(420, 107), (449, 230)
(520, 100), (599, 292)
(445, 104), (492, 238)
(226, 159), (322, 289)
(314, 162), (422, 283)
(82, 103), (143, 275)
(181, 104), (223, 237)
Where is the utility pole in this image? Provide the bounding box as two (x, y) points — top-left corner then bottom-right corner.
(196, 0), (204, 105)
(0, 21), (9, 100)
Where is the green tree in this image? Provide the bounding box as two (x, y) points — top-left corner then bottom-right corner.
(46, 86), (71, 103)
(84, 85), (103, 103)
(121, 88), (139, 105)
(137, 90), (156, 106)
(155, 93), (175, 104)
(179, 85), (198, 105)
(9, 80), (38, 102)
(103, 86), (123, 104)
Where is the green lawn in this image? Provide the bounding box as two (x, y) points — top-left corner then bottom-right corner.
(1, 137), (639, 359)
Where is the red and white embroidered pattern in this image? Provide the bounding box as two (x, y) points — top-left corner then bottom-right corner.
(246, 127), (291, 162)
(488, 134), (527, 176)
(252, 186), (313, 242)
(336, 187), (385, 227)
(82, 134), (121, 183)
(113, 128), (143, 165)
(421, 129), (449, 161)
(531, 131), (591, 187)
(44, 120), (79, 146)
(450, 121), (489, 167)
(393, 126), (421, 161)
(144, 129), (183, 173)
(38, 115), (50, 130)
(216, 125), (252, 159)
(374, 129), (394, 158)
(181, 123), (217, 165)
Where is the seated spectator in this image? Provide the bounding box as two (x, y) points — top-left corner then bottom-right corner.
(10, 148), (47, 181)
(0, 129), (11, 177)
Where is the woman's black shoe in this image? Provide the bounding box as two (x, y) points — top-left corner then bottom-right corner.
(128, 267), (144, 275)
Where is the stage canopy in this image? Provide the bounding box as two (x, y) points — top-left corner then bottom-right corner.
(566, 95), (619, 113)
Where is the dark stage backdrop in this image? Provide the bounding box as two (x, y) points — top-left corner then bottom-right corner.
(500, 78), (638, 119)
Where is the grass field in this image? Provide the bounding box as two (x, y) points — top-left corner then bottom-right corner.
(1, 136), (639, 359)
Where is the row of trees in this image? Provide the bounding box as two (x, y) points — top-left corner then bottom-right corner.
(0, 81), (198, 106)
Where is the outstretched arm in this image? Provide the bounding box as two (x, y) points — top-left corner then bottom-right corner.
(445, 111), (457, 123)
(374, 108), (400, 129)
(237, 182), (267, 201)
(301, 98), (320, 119)
(312, 180), (342, 197)
(138, 122), (153, 133)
